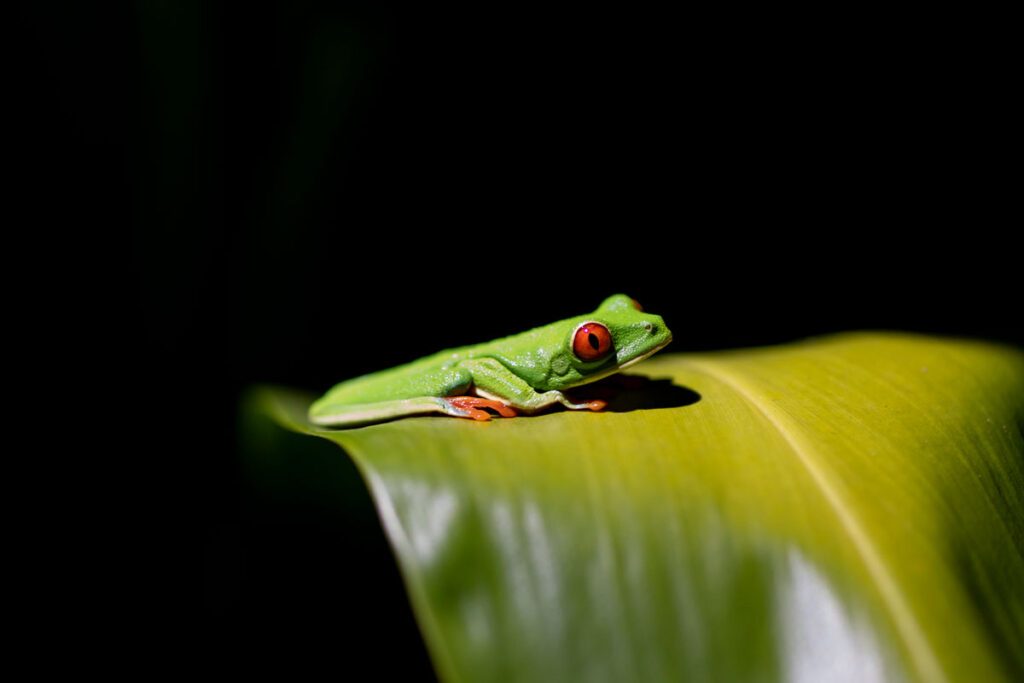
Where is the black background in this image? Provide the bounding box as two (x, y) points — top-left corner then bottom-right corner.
(20, 2), (1020, 676)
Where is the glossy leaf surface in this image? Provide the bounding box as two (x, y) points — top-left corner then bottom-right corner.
(260, 334), (1024, 683)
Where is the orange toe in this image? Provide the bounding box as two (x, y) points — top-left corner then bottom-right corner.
(446, 396), (518, 420)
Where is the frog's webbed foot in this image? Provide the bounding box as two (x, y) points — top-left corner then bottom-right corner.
(445, 396), (518, 421)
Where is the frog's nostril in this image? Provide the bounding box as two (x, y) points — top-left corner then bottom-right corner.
(643, 322), (657, 334)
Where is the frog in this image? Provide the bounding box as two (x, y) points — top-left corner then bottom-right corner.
(308, 294), (672, 427)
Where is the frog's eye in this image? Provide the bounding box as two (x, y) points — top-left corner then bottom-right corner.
(573, 322), (613, 361)
(631, 299), (643, 311)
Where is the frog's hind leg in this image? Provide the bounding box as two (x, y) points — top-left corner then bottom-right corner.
(309, 396), (452, 428)
(309, 395), (515, 428)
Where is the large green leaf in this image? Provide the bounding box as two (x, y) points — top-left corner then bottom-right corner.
(257, 333), (1024, 683)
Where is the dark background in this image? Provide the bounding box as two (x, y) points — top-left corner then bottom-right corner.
(20, 1), (1019, 676)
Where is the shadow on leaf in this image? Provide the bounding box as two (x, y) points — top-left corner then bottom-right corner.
(566, 374), (701, 413)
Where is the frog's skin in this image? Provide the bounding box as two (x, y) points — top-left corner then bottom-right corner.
(308, 294), (672, 427)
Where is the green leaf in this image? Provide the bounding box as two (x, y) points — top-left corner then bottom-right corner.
(254, 333), (1024, 683)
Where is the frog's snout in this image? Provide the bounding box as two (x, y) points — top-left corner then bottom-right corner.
(640, 315), (672, 349)
(641, 319), (667, 339)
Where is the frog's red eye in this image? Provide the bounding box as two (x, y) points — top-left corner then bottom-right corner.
(631, 299), (643, 311)
(573, 323), (613, 361)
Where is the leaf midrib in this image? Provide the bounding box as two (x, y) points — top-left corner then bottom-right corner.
(682, 357), (946, 683)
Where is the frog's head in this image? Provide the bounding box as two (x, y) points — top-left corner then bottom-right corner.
(547, 294), (672, 389)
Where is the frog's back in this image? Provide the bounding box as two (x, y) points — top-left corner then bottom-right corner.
(315, 350), (472, 405)
(312, 323), (550, 408)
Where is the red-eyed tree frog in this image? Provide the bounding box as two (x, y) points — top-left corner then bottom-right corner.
(308, 294), (672, 427)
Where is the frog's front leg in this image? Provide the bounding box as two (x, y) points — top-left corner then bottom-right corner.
(459, 358), (607, 414)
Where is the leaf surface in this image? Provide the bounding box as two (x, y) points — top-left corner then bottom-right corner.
(259, 333), (1024, 683)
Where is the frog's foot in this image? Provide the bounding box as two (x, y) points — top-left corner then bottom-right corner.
(566, 398), (608, 412)
(445, 396), (518, 421)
